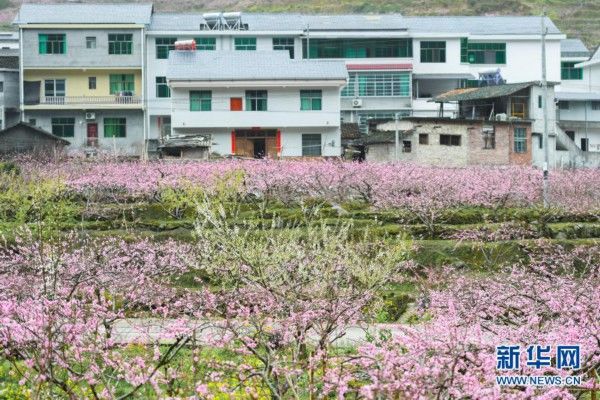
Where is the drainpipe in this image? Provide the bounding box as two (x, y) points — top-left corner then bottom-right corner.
(141, 26), (148, 161)
(19, 27), (24, 122)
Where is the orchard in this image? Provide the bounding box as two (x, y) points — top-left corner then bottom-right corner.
(0, 158), (598, 399)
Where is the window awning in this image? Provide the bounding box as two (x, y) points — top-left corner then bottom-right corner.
(413, 73), (476, 80)
(346, 63), (412, 71)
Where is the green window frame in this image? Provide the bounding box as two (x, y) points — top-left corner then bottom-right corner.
(104, 118), (127, 138)
(561, 62), (583, 80)
(302, 38), (412, 59)
(300, 90), (322, 110)
(108, 34), (133, 55)
(460, 39), (506, 64)
(514, 127), (527, 153)
(273, 37), (295, 58)
(156, 76), (170, 98)
(341, 72), (410, 97)
(156, 37), (177, 59)
(51, 118), (75, 137)
(194, 37), (216, 50)
(420, 41), (446, 63)
(235, 37), (257, 50)
(109, 74), (135, 94)
(39, 33), (66, 54)
(190, 91), (212, 111)
(302, 134), (322, 156)
(245, 90), (267, 111)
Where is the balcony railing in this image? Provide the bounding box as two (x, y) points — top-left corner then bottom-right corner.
(37, 95), (142, 105)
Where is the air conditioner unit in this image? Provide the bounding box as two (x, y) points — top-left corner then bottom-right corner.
(352, 98), (363, 108)
(85, 112), (96, 121)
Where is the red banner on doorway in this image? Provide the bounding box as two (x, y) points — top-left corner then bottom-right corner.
(231, 131), (236, 154)
(276, 129), (281, 157)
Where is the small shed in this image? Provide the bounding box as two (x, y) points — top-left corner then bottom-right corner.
(158, 135), (210, 160)
(0, 122), (69, 155)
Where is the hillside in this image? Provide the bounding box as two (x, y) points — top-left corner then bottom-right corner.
(5, 0), (600, 49)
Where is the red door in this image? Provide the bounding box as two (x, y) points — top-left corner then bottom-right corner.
(230, 97), (243, 111)
(87, 123), (98, 147)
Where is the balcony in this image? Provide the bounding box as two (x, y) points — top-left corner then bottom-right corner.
(171, 110), (341, 130)
(24, 95), (143, 110)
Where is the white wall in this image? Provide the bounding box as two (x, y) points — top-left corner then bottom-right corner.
(170, 86), (341, 129)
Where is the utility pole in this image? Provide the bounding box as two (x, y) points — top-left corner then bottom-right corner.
(394, 112), (400, 161)
(541, 11), (550, 207)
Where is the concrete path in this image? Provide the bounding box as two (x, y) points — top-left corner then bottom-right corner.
(111, 318), (405, 346)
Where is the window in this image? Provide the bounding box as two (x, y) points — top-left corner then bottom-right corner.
(402, 140), (412, 153)
(561, 62), (583, 80)
(303, 38), (412, 59)
(194, 37), (216, 50)
(592, 101), (600, 111)
(44, 79), (65, 97)
(29, 118), (36, 126)
(235, 37), (256, 50)
(483, 129), (495, 149)
(538, 95), (542, 109)
(342, 72), (411, 97)
(156, 76), (170, 98)
(566, 131), (575, 141)
(440, 134), (461, 146)
(109, 74), (134, 94)
(88, 77), (96, 90)
(245, 90), (267, 111)
(513, 127), (527, 153)
(419, 133), (429, 145)
(230, 97), (243, 111)
(460, 39), (506, 64)
(300, 90), (322, 110)
(558, 101), (570, 110)
(86, 36), (96, 49)
(156, 37), (177, 59)
(51, 118), (75, 137)
(108, 34), (133, 55)
(104, 118), (127, 138)
(39, 34), (65, 54)
(0, 82), (4, 92)
(581, 138), (589, 152)
(302, 134), (322, 156)
(190, 91), (212, 111)
(538, 134), (543, 149)
(420, 41), (446, 63)
(273, 37), (294, 58)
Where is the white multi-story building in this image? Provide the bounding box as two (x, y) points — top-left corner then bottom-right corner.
(7, 4), (582, 162)
(166, 50), (346, 158)
(555, 41), (600, 155)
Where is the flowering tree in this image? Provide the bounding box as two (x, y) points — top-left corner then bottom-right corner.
(0, 232), (201, 399)
(327, 242), (600, 399)
(188, 197), (412, 398)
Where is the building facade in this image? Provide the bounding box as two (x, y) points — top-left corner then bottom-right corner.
(167, 51), (346, 158)
(10, 4), (580, 163)
(14, 4), (152, 156)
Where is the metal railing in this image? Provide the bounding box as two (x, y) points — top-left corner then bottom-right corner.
(40, 96), (142, 105)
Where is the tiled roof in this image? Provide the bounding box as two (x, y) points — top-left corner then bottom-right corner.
(433, 82), (535, 102)
(0, 122), (70, 145)
(150, 12), (407, 32)
(167, 51), (348, 81)
(14, 4), (153, 25)
(150, 13), (561, 35)
(404, 16), (561, 35)
(561, 39), (590, 58)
